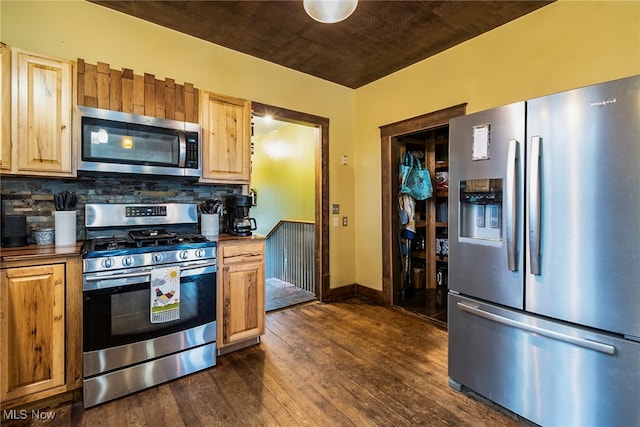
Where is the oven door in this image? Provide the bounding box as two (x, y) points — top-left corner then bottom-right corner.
(83, 261), (216, 377)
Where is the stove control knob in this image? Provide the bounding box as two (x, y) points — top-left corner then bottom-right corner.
(179, 250), (189, 260)
(153, 253), (163, 263)
(195, 249), (205, 258)
(123, 256), (134, 267)
(102, 258), (114, 269)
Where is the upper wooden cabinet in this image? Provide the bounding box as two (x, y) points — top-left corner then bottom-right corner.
(1, 44), (11, 171)
(1, 47), (74, 177)
(199, 91), (251, 184)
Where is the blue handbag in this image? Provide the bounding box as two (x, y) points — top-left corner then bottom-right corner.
(400, 152), (433, 201)
(399, 152), (413, 194)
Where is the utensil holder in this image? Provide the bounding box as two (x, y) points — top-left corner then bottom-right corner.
(55, 210), (77, 246)
(201, 213), (219, 238)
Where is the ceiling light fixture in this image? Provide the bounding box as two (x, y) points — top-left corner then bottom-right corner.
(121, 135), (134, 149)
(303, 0), (358, 24)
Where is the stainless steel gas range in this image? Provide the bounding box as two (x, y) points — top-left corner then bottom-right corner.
(81, 203), (217, 408)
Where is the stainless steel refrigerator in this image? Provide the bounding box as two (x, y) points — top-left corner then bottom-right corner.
(447, 75), (640, 427)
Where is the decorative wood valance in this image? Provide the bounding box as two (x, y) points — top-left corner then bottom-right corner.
(76, 59), (199, 123)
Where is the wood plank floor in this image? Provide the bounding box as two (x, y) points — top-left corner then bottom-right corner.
(14, 298), (526, 426)
(266, 278), (316, 312)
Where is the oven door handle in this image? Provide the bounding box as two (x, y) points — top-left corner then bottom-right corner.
(83, 261), (217, 291)
(180, 260), (217, 272)
(85, 269), (153, 282)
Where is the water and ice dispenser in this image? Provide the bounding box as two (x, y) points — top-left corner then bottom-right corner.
(458, 179), (503, 246)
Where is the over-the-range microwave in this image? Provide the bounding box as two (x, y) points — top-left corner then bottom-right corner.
(77, 106), (201, 178)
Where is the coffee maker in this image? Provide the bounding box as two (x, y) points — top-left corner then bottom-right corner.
(225, 195), (257, 236)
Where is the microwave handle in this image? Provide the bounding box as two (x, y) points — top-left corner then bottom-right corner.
(178, 131), (186, 167)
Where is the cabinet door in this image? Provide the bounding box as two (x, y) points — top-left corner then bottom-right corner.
(13, 49), (73, 176)
(200, 91), (251, 184)
(221, 261), (265, 345)
(1, 43), (10, 171)
(1, 264), (66, 401)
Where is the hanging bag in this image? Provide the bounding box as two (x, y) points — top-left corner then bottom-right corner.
(398, 152), (414, 194)
(398, 194), (409, 225)
(401, 153), (433, 201)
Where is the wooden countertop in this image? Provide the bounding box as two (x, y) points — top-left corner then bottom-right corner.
(215, 233), (266, 243)
(0, 235), (263, 264)
(0, 242), (83, 263)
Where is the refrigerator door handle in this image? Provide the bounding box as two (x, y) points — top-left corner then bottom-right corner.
(505, 139), (518, 271)
(457, 302), (616, 355)
(529, 136), (542, 275)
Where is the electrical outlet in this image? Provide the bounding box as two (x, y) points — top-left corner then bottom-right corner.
(332, 204), (340, 214)
(333, 217), (339, 227)
(342, 216), (348, 226)
(341, 155), (348, 165)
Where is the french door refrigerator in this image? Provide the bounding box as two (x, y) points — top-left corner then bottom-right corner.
(447, 75), (640, 427)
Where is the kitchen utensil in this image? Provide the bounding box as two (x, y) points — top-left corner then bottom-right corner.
(200, 199), (222, 215)
(54, 191), (78, 211)
(205, 200), (215, 214)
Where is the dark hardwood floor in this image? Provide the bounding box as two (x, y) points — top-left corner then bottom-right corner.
(397, 287), (448, 325)
(14, 298), (525, 426)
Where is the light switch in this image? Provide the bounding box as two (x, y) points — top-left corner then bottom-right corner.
(341, 155), (348, 165)
(332, 204), (340, 214)
(342, 216), (348, 226)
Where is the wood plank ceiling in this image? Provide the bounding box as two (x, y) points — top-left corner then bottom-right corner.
(90, 1), (553, 89)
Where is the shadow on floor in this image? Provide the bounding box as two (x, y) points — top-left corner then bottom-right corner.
(266, 278), (316, 312)
(396, 287), (448, 328)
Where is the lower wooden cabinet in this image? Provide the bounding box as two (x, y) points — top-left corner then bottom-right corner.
(0, 255), (82, 409)
(217, 239), (265, 353)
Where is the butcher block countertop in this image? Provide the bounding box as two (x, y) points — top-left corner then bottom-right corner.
(0, 235), (262, 264)
(215, 233), (266, 243)
(0, 242), (83, 263)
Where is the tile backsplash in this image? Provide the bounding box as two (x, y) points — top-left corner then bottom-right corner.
(1, 175), (240, 243)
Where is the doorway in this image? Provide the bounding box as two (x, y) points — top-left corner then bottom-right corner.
(251, 102), (329, 309)
(380, 104), (466, 324)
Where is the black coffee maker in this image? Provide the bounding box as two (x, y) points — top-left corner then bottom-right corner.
(225, 195), (257, 236)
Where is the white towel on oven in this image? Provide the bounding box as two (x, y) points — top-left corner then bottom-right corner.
(150, 266), (181, 323)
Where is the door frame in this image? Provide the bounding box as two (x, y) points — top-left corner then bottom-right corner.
(251, 102), (330, 302)
(380, 104), (466, 306)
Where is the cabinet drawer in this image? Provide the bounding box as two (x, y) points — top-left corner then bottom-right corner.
(221, 243), (264, 264)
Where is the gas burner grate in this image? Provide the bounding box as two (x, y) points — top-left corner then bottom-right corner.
(125, 230), (210, 248)
(129, 229), (176, 241)
(90, 236), (134, 251)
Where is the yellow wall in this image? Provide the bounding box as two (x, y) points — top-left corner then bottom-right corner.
(0, 0), (356, 289)
(251, 123), (317, 236)
(353, 0), (640, 291)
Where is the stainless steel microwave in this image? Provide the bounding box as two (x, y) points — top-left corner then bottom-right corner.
(77, 106), (201, 178)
